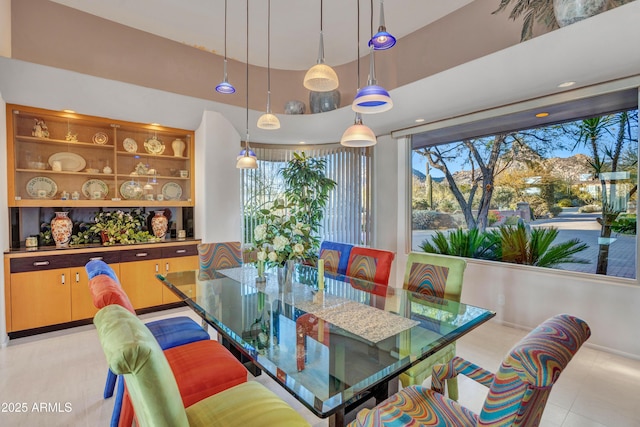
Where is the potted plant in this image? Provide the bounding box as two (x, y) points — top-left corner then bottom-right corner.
(87, 208), (154, 245)
(493, 0), (633, 41)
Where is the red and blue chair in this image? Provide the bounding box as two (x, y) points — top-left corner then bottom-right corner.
(319, 241), (353, 275)
(349, 314), (591, 427)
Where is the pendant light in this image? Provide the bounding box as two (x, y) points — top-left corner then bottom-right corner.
(215, 0), (236, 94)
(303, 0), (339, 92)
(368, 0), (396, 50)
(352, 0), (392, 114)
(237, 0), (257, 169)
(341, 0), (376, 147)
(257, 0), (280, 130)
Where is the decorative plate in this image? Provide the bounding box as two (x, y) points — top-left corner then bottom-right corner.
(26, 176), (58, 198)
(162, 182), (182, 200)
(144, 137), (165, 155)
(82, 179), (109, 199)
(123, 138), (138, 153)
(133, 162), (149, 176)
(92, 132), (109, 145)
(48, 152), (86, 172)
(120, 181), (144, 200)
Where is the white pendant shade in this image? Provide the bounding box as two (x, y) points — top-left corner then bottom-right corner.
(257, 112), (280, 129)
(236, 154), (258, 169)
(304, 63), (339, 92)
(340, 116), (377, 147)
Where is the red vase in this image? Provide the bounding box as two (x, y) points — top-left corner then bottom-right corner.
(151, 210), (168, 239)
(51, 211), (73, 248)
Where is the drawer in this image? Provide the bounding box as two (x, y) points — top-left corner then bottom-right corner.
(161, 244), (198, 259)
(120, 248), (163, 263)
(9, 251), (120, 273)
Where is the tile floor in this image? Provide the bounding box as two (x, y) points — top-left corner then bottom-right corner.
(0, 307), (639, 427)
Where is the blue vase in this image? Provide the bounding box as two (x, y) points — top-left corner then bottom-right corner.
(309, 89), (340, 114)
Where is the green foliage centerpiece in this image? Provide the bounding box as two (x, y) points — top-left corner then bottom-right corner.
(71, 208), (154, 246)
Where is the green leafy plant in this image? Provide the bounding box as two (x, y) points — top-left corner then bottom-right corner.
(84, 208), (154, 246)
(490, 223), (589, 267)
(281, 152), (337, 253)
(611, 213), (637, 235)
(419, 228), (498, 259)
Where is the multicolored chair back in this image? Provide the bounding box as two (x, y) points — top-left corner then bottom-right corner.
(319, 241), (353, 275)
(403, 252), (467, 302)
(198, 242), (242, 271)
(346, 247), (395, 286)
(478, 314), (591, 426)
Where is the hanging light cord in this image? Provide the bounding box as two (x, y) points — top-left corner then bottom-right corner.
(357, 0), (360, 89)
(267, 0), (271, 111)
(223, 0), (228, 60)
(245, 0), (249, 143)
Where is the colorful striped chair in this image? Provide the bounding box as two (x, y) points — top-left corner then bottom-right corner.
(94, 304), (310, 427)
(319, 241), (353, 275)
(349, 314), (591, 427)
(346, 247), (395, 285)
(399, 252), (467, 398)
(197, 242), (243, 279)
(88, 273), (247, 427)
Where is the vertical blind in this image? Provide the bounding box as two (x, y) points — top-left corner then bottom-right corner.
(241, 143), (372, 247)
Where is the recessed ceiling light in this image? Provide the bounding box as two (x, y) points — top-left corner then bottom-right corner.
(558, 81), (575, 88)
(62, 109), (75, 113)
(150, 123), (161, 126)
(535, 112), (550, 118)
(298, 141), (305, 144)
(415, 118), (425, 123)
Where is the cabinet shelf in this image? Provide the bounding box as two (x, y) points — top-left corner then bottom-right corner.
(7, 104), (194, 208)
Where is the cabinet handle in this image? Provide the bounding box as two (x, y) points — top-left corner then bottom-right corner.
(76, 272), (80, 283)
(61, 273), (65, 285)
(166, 262), (170, 272)
(176, 249), (187, 254)
(136, 252), (149, 257)
(155, 263), (159, 273)
(89, 256), (104, 261)
(33, 261), (50, 266)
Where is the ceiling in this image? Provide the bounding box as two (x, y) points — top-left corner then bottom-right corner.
(39, 1), (640, 145)
(50, 0), (475, 70)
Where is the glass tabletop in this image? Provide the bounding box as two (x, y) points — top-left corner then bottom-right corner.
(156, 263), (495, 418)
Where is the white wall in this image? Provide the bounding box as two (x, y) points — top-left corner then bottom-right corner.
(0, 0), (10, 58)
(194, 111), (242, 243)
(387, 131), (640, 360)
(0, 92), (8, 346)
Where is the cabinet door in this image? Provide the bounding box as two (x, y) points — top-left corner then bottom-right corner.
(11, 268), (71, 331)
(120, 259), (163, 309)
(162, 255), (198, 303)
(70, 263), (120, 321)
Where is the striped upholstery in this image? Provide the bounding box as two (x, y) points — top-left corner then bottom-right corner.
(197, 242), (242, 270)
(346, 247), (395, 286)
(319, 241), (353, 275)
(399, 253), (467, 395)
(95, 305), (310, 427)
(350, 314), (591, 427)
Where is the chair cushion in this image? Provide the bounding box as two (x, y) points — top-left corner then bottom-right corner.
(145, 316), (210, 350)
(319, 241), (353, 275)
(85, 259), (120, 282)
(406, 263), (449, 297)
(185, 381), (310, 427)
(347, 247), (395, 286)
(88, 275), (135, 314)
(198, 242), (242, 270)
(353, 386), (477, 427)
(119, 339), (247, 427)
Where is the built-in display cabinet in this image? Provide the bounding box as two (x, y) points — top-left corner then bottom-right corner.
(4, 105), (200, 335)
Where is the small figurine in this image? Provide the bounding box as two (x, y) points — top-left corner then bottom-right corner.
(32, 119), (50, 138)
(65, 131), (78, 142)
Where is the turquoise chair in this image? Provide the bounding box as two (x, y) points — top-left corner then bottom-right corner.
(398, 252), (467, 399)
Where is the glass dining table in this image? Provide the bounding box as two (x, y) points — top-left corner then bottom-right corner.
(156, 263), (495, 427)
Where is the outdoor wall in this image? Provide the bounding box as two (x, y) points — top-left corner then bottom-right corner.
(391, 132), (640, 360)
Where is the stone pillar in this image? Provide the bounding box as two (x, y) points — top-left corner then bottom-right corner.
(516, 201), (531, 222)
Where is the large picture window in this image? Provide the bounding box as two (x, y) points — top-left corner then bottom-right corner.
(410, 94), (638, 280)
(242, 144), (371, 247)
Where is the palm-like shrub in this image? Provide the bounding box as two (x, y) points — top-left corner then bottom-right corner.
(490, 223), (589, 267)
(419, 228), (497, 260)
